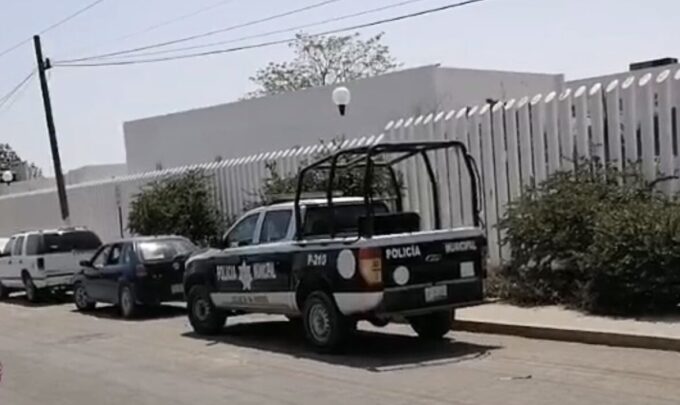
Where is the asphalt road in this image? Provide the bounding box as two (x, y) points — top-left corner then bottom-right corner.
(0, 295), (679, 405)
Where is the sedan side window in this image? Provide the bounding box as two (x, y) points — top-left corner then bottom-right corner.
(92, 246), (112, 269)
(225, 213), (260, 247)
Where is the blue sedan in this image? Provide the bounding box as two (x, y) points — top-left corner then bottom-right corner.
(72, 236), (197, 318)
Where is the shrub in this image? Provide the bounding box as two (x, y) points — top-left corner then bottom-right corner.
(498, 162), (680, 315)
(128, 170), (223, 246)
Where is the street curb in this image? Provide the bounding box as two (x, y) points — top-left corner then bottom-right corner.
(454, 320), (680, 352)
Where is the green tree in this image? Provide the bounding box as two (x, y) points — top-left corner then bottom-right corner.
(246, 32), (399, 98)
(127, 170), (223, 245)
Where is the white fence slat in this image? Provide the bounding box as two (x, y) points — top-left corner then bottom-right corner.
(639, 73), (656, 180)
(574, 86), (590, 162)
(517, 97), (532, 187)
(656, 70), (674, 195)
(544, 92), (560, 174)
(605, 80), (623, 172)
(454, 109), (472, 226)
(621, 76), (638, 165)
(413, 115), (433, 230)
(404, 117), (420, 214)
(558, 89), (574, 170)
(479, 104), (500, 265)
(504, 100), (521, 200)
(443, 110), (463, 227)
(434, 112), (453, 229)
(530, 94), (547, 183)
(588, 84), (606, 163)
(492, 102), (510, 261)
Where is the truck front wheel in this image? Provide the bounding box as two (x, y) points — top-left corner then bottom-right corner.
(408, 310), (454, 340)
(187, 285), (227, 335)
(302, 291), (354, 353)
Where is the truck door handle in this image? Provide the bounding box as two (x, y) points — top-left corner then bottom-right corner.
(8, 260), (12, 264)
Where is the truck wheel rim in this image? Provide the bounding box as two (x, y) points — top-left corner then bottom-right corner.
(309, 303), (331, 343)
(193, 298), (211, 322)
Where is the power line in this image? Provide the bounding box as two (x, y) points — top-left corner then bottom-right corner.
(59, 0), (345, 64)
(0, 0), (108, 60)
(0, 70), (37, 110)
(84, 0), (434, 61)
(0, 72), (36, 115)
(55, 0), (489, 68)
(61, 0), (238, 58)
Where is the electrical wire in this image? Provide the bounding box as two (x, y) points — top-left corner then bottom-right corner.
(0, 70), (37, 111)
(62, 0), (238, 58)
(83, 0), (434, 61)
(59, 0), (345, 64)
(55, 0), (489, 68)
(0, 0), (108, 60)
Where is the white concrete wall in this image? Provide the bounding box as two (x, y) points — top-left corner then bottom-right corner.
(124, 65), (564, 174)
(0, 163), (127, 196)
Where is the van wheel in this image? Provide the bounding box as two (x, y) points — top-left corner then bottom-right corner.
(119, 285), (138, 319)
(408, 310), (454, 340)
(0, 282), (10, 300)
(74, 283), (96, 311)
(22, 273), (40, 303)
(302, 291), (354, 353)
(187, 285), (226, 335)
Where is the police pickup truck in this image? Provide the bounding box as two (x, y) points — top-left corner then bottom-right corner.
(184, 141), (487, 352)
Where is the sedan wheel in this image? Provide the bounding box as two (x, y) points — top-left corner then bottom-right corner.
(119, 285), (138, 319)
(74, 283), (96, 311)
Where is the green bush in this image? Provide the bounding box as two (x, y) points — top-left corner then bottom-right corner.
(128, 170), (223, 246)
(498, 162), (680, 315)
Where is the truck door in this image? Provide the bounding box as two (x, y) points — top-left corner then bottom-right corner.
(0, 237), (18, 288)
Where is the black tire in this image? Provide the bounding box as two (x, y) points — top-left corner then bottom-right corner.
(22, 273), (40, 303)
(187, 285), (226, 335)
(0, 282), (10, 300)
(73, 283), (96, 311)
(408, 310), (454, 340)
(302, 291), (354, 353)
(119, 285), (138, 319)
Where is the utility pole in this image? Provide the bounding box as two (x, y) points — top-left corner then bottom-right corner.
(34, 35), (70, 224)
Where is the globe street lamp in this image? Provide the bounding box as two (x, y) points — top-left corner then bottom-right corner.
(332, 86), (351, 116)
(1, 170), (14, 184)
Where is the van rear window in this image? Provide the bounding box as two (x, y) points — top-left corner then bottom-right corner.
(42, 231), (102, 253)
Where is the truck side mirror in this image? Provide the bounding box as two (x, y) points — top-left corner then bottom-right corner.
(79, 260), (92, 267)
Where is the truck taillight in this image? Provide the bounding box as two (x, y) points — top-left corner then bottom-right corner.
(36, 257), (44, 270)
(358, 248), (382, 286)
(136, 264), (148, 277)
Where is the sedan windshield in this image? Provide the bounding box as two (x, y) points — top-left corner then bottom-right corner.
(137, 239), (196, 261)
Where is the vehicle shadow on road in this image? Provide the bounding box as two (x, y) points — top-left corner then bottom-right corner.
(183, 320), (500, 372)
(72, 303), (187, 321)
(0, 292), (72, 308)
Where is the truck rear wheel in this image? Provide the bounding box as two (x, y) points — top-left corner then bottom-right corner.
(408, 310), (454, 340)
(302, 291), (354, 353)
(187, 285), (226, 335)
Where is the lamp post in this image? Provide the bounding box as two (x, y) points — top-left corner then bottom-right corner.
(332, 86), (351, 116)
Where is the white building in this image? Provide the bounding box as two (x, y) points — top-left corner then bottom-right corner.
(123, 65), (564, 173)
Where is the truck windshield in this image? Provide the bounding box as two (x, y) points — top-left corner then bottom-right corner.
(138, 239), (196, 262)
(303, 203), (388, 238)
(42, 231), (102, 253)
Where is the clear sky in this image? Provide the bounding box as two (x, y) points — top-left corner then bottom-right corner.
(0, 0), (676, 175)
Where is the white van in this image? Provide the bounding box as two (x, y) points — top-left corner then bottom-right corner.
(0, 228), (102, 301)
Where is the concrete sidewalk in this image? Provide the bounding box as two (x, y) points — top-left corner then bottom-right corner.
(456, 303), (680, 352)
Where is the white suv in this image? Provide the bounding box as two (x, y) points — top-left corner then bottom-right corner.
(0, 228), (102, 302)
